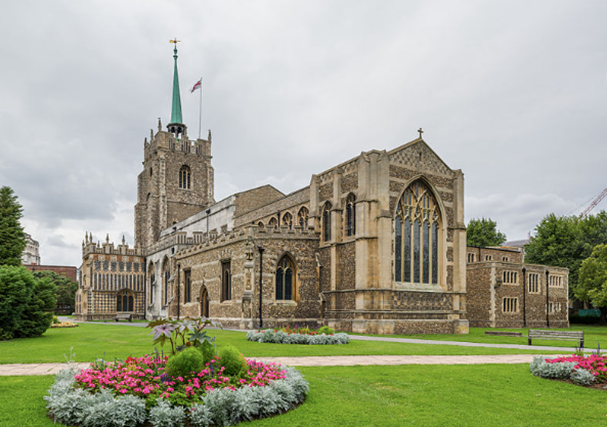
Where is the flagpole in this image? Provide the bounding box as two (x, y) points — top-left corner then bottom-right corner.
(198, 77), (202, 140)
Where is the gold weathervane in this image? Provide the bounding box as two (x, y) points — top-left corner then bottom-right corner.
(170, 38), (181, 45)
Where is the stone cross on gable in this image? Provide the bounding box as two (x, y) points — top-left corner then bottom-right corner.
(418, 128), (424, 139)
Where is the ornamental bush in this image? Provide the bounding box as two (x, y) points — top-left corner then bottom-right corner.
(166, 347), (206, 379)
(217, 345), (248, 377)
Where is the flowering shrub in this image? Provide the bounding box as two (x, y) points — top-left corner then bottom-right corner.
(46, 359), (309, 427)
(247, 329), (350, 345)
(545, 354), (607, 383)
(529, 353), (607, 387)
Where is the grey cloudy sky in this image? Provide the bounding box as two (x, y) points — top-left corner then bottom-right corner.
(1, 0), (606, 266)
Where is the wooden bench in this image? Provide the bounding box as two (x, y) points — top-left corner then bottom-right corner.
(485, 331), (523, 337)
(115, 313), (133, 322)
(528, 329), (584, 347)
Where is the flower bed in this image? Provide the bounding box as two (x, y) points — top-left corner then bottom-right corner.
(247, 329), (350, 345)
(530, 354), (607, 388)
(45, 356), (309, 427)
(51, 321), (78, 328)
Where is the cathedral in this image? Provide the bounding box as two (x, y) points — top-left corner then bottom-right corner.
(75, 43), (567, 333)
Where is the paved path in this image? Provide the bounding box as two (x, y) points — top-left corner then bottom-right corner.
(0, 354), (559, 376)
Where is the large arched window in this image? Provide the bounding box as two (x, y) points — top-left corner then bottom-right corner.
(297, 207), (309, 230)
(221, 260), (231, 301)
(117, 289), (134, 312)
(345, 193), (356, 237)
(282, 212), (293, 229)
(322, 202), (332, 242)
(394, 180), (441, 285)
(276, 255), (296, 300)
(179, 165), (191, 189)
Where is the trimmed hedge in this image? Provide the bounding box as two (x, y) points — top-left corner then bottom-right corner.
(246, 329), (350, 345)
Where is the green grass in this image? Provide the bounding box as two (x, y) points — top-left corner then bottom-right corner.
(353, 325), (607, 350)
(3, 365), (607, 427)
(0, 324), (565, 364)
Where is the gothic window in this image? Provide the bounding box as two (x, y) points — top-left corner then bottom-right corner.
(117, 290), (134, 312)
(276, 255), (295, 300)
(268, 217), (278, 229)
(282, 212), (293, 229)
(394, 180), (441, 285)
(345, 194), (356, 237)
(179, 165), (191, 189)
(162, 258), (170, 305)
(258, 221), (265, 230)
(322, 202), (332, 242)
(297, 207), (309, 230)
(221, 260), (231, 301)
(184, 269), (192, 303)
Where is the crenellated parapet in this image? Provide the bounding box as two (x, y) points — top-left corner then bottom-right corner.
(82, 232), (143, 257)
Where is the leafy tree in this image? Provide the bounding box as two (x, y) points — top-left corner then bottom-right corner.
(32, 271), (78, 313)
(466, 218), (507, 247)
(525, 212), (607, 300)
(0, 266), (34, 340)
(0, 186), (26, 266)
(577, 244), (607, 324)
(16, 274), (56, 338)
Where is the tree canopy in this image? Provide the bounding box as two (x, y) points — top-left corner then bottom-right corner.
(32, 270), (78, 313)
(466, 218), (507, 247)
(0, 186), (26, 266)
(525, 211), (607, 300)
(577, 244), (607, 323)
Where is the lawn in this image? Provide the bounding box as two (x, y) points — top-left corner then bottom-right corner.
(0, 324), (565, 364)
(353, 325), (606, 350)
(2, 364), (606, 427)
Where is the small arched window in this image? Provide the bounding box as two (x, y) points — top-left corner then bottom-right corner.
(345, 193), (356, 237)
(221, 260), (231, 301)
(276, 255), (296, 300)
(268, 217), (278, 230)
(282, 212), (293, 229)
(258, 221), (265, 230)
(162, 257), (170, 305)
(322, 203), (332, 242)
(298, 207), (309, 230)
(179, 165), (191, 189)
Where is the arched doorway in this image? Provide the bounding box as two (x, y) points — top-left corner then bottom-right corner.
(117, 289), (134, 312)
(200, 286), (209, 318)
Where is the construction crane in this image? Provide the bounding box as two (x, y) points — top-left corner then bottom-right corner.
(580, 187), (607, 218)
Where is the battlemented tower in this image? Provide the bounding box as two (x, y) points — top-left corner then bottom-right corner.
(134, 41), (214, 249)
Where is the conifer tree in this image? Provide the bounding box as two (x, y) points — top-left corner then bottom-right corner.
(0, 186), (26, 266)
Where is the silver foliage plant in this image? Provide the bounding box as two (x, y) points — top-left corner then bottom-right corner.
(46, 364), (308, 427)
(529, 356), (595, 385)
(246, 329), (350, 345)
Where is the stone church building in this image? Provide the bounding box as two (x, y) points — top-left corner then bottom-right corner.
(75, 43), (567, 333)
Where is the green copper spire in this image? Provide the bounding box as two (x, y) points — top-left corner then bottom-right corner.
(167, 38), (185, 136)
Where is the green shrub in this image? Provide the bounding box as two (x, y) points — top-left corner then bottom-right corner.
(318, 326), (335, 335)
(16, 275), (56, 338)
(198, 340), (216, 364)
(569, 314), (600, 325)
(0, 266), (34, 340)
(217, 345), (248, 377)
(165, 347), (205, 378)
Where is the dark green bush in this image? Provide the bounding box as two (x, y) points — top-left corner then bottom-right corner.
(318, 326), (335, 335)
(570, 314), (600, 325)
(198, 340), (216, 364)
(166, 347), (205, 378)
(0, 266), (34, 340)
(217, 345), (248, 377)
(15, 275), (56, 338)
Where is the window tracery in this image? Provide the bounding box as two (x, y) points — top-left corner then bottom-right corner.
(322, 203), (332, 242)
(276, 255), (295, 300)
(179, 165), (191, 189)
(345, 193), (356, 237)
(297, 207), (309, 230)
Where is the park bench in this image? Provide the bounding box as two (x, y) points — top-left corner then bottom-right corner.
(528, 329), (584, 347)
(115, 313), (133, 322)
(485, 331), (523, 337)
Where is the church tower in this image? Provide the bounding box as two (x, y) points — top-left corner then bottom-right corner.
(134, 40), (215, 249)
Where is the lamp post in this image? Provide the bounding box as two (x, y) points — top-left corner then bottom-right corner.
(257, 246), (265, 329)
(545, 270), (550, 328)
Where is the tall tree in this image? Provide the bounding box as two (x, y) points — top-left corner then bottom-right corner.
(466, 218), (507, 247)
(577, 244), (607, 324)
(32, 270), (78, 313)
(0, 186), (26, 266)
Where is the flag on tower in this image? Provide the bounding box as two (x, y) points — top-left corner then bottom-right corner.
(190, 78), (202, 93)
